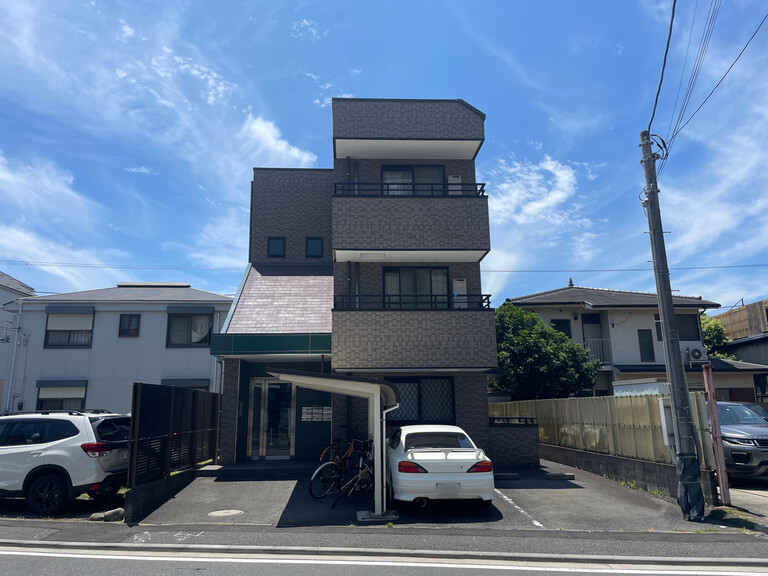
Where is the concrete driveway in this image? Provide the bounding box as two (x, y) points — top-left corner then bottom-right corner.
(139, 460), (768, 534)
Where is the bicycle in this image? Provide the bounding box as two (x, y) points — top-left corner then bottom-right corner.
(317, 426), (359, 465)
(331, 440), (374, 508)
(309, 438), (373, 500)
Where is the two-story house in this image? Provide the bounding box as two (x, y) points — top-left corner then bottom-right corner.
(2, 282), (231, 414)
(0, 270), (36, 412)
(506, 285), (768, 401)
(212, 98), (503, 465)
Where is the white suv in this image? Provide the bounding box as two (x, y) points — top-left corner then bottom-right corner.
(0, 411), (130, 515)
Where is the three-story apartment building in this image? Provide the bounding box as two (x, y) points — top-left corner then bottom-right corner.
(212, 98), (509, 465)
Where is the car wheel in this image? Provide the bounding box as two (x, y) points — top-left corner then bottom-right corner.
(479, 499), (493, 509)
(28, 474), (68, 515)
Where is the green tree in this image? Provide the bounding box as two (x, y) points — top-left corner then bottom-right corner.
(492, 303), (601, 400)
(701, 315), (738, 360)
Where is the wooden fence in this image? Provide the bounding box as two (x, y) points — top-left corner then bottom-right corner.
(489, 392), (714, 469)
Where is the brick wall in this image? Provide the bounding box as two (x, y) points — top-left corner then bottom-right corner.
(332, 310), (497, 370)
(250, 169), (334, 264)
(332, 196), (490, 252)
(486, 426), (540, 468)
(332, 99), (485, 141)
(218, 358), (241, 465)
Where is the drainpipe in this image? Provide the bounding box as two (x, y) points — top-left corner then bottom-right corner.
(5, 298), (23, 414)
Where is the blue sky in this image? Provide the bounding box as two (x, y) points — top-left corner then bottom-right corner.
(1, 1), (767, 313)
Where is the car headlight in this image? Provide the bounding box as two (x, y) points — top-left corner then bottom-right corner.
(722, 437), (756, 446)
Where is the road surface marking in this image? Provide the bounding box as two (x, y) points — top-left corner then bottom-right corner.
(495, 488), (545, 527)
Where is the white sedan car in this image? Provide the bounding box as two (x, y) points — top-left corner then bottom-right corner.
(386, 424), (494, 507)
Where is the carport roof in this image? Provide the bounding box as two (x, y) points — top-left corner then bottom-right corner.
(267, 368), (399, 408)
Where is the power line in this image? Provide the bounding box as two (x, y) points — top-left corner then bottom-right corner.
(648, 0), (677, 132)
(5, 259), (768, 275)
(671, 8), (768, 138)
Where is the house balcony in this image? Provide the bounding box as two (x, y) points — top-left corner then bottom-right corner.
(332, 192), (490, 263)
(331, 308), (497, 372)
(333, 294), (491, 310)
(584, 338), (613, 367)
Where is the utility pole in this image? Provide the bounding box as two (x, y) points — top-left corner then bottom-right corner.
(640, 130), (704, 521)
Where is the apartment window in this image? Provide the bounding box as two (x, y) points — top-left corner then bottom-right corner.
(167, 312), (213, 347)
(638, 329), (656, 362)
(386, 378), (454, 424)
(655, 314), (701, 341)
(382, 165), (445, 196)
(267, 237), (286, 257)
(550, 319), (572, 338)
(44, 307), (93, 348)
(119, 314), (141, 337)
(383, 266), (449, 309)
(36, 379), (87, 411)
(306, 237), (323, 258)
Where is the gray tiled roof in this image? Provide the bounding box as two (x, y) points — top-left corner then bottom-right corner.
(506, 286), (719, 309)
(0, 270), (35, 296)
(23, 284), (232, 303)
(226, 266), (332, 334)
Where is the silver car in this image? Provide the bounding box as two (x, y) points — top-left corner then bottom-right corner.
(717, 402), (768, 478)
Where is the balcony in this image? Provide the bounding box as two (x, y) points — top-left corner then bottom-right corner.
(334, 294), (491, 310)
(332, 308), (497, 371)
(334, 182), (485, 196)
(332, 193), (490, 262)
(585, 338), (613, 366)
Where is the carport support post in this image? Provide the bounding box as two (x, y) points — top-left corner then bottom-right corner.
(369, 391), (382, 516)
(640, 130), (704, 521)
(702, 363), (730, 506)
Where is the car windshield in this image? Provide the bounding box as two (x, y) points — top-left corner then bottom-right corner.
(404, 432), (474, 449)
(718, 404), (768, 426)
(744, 403), (768, 422)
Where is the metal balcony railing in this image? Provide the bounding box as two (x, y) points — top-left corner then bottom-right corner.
(334, 294), (492, 310)
(334, 182), (486, 196)
(584, 338), (613, 365)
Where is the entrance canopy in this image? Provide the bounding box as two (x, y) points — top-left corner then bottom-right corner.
(267, 368), (399, 516)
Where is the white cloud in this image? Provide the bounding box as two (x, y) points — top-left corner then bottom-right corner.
(234, 114), (317, 168)
(290, 18), (328, 41)
(0, 150), (102, 233)
(124, 166), (153, 174)
(349, 68), (362, 77)
(119, 19), (134, 40)
(488, 155), (581, 226)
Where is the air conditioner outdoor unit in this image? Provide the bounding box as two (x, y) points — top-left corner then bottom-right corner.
(681, 344), (708, 363)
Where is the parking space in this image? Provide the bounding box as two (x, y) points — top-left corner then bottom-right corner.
(137, 460), (768, 533)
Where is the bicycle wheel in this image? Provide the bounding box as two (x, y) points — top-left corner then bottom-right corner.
(354, 465), (373, 492)
(319, 445), (339, 464)
(309, 462), (339, 499)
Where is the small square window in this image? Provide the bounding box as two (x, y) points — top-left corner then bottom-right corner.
(306, 237), (323, 258)
(268, 237), (286, 258)
(119, 314), (141, 337)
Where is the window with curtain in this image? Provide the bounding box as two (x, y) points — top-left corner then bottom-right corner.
(383, 267), (449, 309)
(119, 314), (141, 337)
(44, 312), (93, 348)
(167, 313), (212, 346)
(382, 165), (445, 196)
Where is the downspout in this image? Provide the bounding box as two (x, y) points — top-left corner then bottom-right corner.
(5, 298), (22, 414)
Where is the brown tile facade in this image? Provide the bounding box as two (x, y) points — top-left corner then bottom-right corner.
(331, 310), (497, 371)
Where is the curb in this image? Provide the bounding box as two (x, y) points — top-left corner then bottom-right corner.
(1, 539), (768, 568)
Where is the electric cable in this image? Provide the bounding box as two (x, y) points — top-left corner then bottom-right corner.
(648, 0), (678, 132)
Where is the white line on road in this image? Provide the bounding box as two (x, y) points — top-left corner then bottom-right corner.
(0, 549), (765, 575)
(494, 488), (545, 528)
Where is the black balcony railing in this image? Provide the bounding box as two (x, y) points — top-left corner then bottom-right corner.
(334, 182), (486, 196)
(334, 294), (492, 310)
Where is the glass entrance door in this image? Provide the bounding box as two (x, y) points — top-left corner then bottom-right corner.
(248, 380), (295, 459)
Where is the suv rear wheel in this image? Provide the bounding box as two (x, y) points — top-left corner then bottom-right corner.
(28, 474), (68, 515)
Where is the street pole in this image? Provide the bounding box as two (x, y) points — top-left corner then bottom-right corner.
(640, 130), (704, 521)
